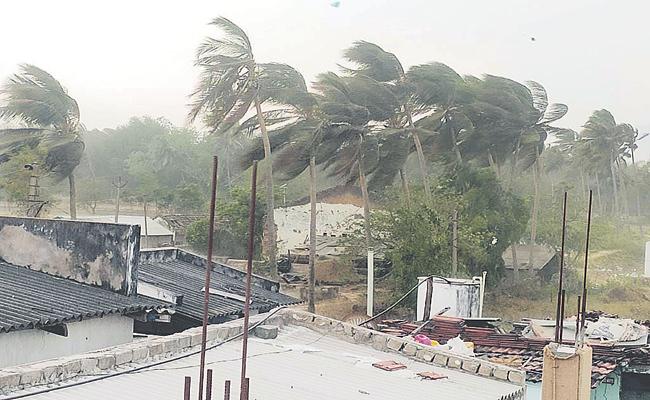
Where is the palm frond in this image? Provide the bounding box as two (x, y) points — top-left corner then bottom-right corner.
(342, 41), (403, 82)
(525, 81), (549, 115)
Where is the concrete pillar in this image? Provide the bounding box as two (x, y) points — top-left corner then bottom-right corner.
(541, 343), (592, 400)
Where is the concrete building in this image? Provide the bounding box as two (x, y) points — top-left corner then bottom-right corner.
(65, 215), (175, 248)
(0, 310), (526, 399)
(0, 216), (170, 369)
(154, 214), (204, 245)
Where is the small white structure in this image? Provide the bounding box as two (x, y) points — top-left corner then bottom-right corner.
(416, 276), (485, 320)
(274, 203), (363, 254)
(74, 215), (174, 248)
(645, 241), (650, 278)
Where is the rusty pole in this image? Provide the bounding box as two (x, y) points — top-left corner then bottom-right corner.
(206, 369), (213, 400)
(580, 190), (593, 335)
(554, 192), (568, 343)
(575, 295), (582, 345)
(240, 161), (258, 400)
(559, 289), (566, 343)
(184, 376), (191, 400)
(224, 380), (231, 400)
(199, 156), (219, 400)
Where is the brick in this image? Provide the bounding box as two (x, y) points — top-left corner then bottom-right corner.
(80, 357), (98, 373)
(353, 330), (371, 344)
(493, 367), (509, 380)
(433, 354), (448, 366)
(461, 359), (480, 373)
(371, 334), (389, 351)
(132, 346), (149, 362)
(62, 358), (82, 375)
(402, 343), (418, 356)
(478, 364), (495, 377)
(508, 371), (525, 384)
(0, 371), (20, 389)
(114, 349), (133, 365)
(416, 349), (435, 362)
(387, 338), (404, 352)
(41, 365), (64, 382)
(446, 356), (462, 369)
(18, 368), (43, 385)
(254, 325), (279, 340)
(96, 354), (115, 370)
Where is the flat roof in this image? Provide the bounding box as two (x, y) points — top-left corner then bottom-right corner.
(7, 324), (522, 400)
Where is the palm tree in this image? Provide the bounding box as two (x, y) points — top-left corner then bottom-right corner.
(580, 109), (635, 215)
(0, 64), (84, 219)
(189, 17), (308, 276)
(341, 42), (439, 199)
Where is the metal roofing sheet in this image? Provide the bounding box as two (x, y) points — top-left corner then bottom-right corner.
(6, 325), (523, 400)
(138, 259), (300, 321)
(0, 262), (169, 333)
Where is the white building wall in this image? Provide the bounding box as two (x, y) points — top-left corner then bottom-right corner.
(0, 314), (134, 368)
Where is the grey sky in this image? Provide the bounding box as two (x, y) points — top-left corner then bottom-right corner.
(1, 0), (648, 159)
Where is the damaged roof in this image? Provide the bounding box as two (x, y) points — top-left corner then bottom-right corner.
(0, 262), (170, 333)
(138, 251), (300, 322)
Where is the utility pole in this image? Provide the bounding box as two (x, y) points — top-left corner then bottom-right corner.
(143, 199), (149, 248)
(111, 176), (127, 223)
(452, 209), (458, 277)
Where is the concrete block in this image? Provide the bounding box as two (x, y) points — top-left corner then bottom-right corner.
(416, 349), (435, 362)
(161, 337), (180, 353)
(149, 342), (164, 356)
(254, 325), (279, 340)
(353, 329), (371, 344)
(18, 368), (43, 386)
(0, 371), (20, 389)
(493, 367), (509, 381)
(344, 324), (355, 337)
(387, 338), (404, 352)
(433, 354), (448, 366)
(132, 346), (149, 362)
(177, 334), (191, 349)
(371, 334), (389, 351)
(461, 359), (480, 373)
(508, 371), (525, 384)
(114, 349), (133, 365)
(40, 364), (64, 382)
(447, 356), (463, 369)
(190, 332), (203, 347)
(228, 325), (242, 337)
(96, 354), (116, 370)
(478, 363), (495, 377)
(402, 343), (418, 357)
(80, 357), (98, 373)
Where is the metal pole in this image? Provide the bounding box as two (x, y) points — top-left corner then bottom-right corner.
(184, 376), (191, 400)
(224, 380), (231, 400)
(112, 176), (127, 223)
(206, 369), (213, 400)
(580, 190), (593, 333)
(143, 199), (149, 248)
(366, 249), (374, 317)
(240, 162), (258, 400)
(554, 192), (568, 343)
(452, 209), (458, 277)
(575, 296), (581, 346)
(559, 289), (566, 343)
(422, 277), (433, 322)
(242, 378), (250, 400)
(199, 156), (219, 400)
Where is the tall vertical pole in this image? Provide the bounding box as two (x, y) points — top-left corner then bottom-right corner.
(206, 369), (213, 400)
(183, 376), (191, 400)
(575, 296), (582, 346)
(452, 209), (458, 277)
(224, 380), (231, 400)
(366, 249), (374, 317)
(143, 199), (149, 248)
(240, 162), (258, 400)
(580, 190), (593, 335)
(198, 156), (219, 400)
(554, 192), (568, 343)
(112, 176), (127, 223)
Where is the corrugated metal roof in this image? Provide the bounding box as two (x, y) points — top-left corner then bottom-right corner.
(138, 258), (300, 321)
(0, 262), (170, 333)
(6, 326), (524, 400)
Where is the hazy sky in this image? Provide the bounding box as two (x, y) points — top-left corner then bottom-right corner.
(1, 0), (648, 159)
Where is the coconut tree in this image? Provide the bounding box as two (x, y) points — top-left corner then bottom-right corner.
(580, 109), (635, 215)
(188, 17), (308, 276)
(0, 64), (84, 219)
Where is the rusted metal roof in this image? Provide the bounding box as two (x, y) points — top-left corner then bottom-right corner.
(0, 262), (169, 333)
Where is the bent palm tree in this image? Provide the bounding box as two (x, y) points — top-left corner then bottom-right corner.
(189, 17), (307, 276)
(0, 64), (84, 219)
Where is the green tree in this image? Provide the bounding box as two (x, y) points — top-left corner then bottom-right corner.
(0, 65), (84, 218)
(189, 17), (308, 276)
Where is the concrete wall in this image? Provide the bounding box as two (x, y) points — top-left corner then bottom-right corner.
(0, 217), (140, 295)
(0, 315), (133, 368)
(526, 375), (621, 400)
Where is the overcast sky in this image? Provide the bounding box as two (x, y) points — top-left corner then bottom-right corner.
(1, 0), (648, 160)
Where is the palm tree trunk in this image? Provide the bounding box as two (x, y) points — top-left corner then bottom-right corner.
(308, 155), (317, 313)
(610, 153), (619, 215)
(487, 151), (499, 179)
(399, 168), (410, 206)
(595, 172), (603, 213)
(254, 97), (277, 277)
(358, 165), (371, 250)
(511, 244), (520, 281)
(68, 173), (77, 220)
(528, 157), (541, 273)
(404, 93), (431, 200)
